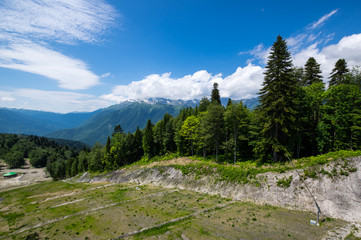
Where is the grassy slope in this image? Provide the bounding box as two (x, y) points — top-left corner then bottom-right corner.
(1, 150), (360, 239)
(127, 150), (361, 185)
(0, 181), (347, 240)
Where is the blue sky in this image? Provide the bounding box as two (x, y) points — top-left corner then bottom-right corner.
(0, 0), (361, 113)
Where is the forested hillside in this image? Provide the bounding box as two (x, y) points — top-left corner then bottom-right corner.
(0, 108), (98, 136)
(4, 36), (360, 182)
(46, 101), (186, 145)
(0, 133), (85, 173)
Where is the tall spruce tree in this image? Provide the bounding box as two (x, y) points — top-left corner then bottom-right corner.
(199, 97), (210, 112)
(304, 57), (323, 85)
(329, 59), (349, 87)
(203, 103), (224, 161)
(211, 83), (221, 105)
(258, 35), (299, 162)
(142, 119), (154, 158)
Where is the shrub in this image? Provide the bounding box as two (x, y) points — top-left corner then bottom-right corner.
(276, 176), (293, 188)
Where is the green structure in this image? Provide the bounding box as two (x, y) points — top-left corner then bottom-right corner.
(3, 172), (18, 178)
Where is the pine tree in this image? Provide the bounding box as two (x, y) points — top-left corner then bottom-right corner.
(112, 124), (123, 136)
(134, 126), (144, 160)
(226, 98), (233, 107)
(304, 57), (323, 86)
(224, 102), (250, 163)
(211, 83), (221, 105)
(199, 97), (210, 112)
(203, 104), (224, 161)
(142, 119), (154, 158)
(257, 35), (299, 162)
(329, 59), (349, 87)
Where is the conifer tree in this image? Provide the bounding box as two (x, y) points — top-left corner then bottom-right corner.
(329, 59), (349, 87)
(226, 98), (233, 107)
(142, 119), (154, 158)
(203, 103), (224, 161)
(112, 125), (123, 136)
(134, 126), (144, 160)
(257, 35), (299, 162)
(199, 97), (210, 112)
(211, 83), (221, 105)
(304, 57), (323, 86)
(224, 102), (250, 163)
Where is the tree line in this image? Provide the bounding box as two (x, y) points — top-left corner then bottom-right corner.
(2, 35), (360, 180)
(0, 134), (83, 178)
(47, 36), (360, 179)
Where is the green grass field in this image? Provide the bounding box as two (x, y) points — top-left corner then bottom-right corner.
(0, 181), (346, 240)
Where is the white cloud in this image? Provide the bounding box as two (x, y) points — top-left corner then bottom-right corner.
(0, 43), (99, 90)
(293, 33), (361, 81)
(1, 96), (14, 102)
(308, 9), (338, 30)
(100, 72), (111, 78)
(103, 33), (361, 104)
(221, 65), (264, 99)
(239, 43), (270, 64)
(0, 0), (118, 89)
(0, 0), (117, 44)
(0, 88), (111, 113)
(102, 64), (263, 102)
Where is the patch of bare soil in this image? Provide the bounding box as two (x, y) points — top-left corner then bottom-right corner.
(145, 157), (198, 168)
(0, 159), (51, 192)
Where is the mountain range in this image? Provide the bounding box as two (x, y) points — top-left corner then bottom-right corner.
(0, 97), (258, 145)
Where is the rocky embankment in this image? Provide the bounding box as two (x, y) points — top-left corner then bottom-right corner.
(78, 157), (361, 223)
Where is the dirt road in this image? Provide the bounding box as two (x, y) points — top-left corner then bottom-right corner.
(0, 159), (51, 192)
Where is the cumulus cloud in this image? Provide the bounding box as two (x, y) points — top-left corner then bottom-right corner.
(293, 33), (361, 81)
(0, 0), (118, 89)
(0, 88), (111, 113)
(308, 9), (338, 30)
(106, 32), (361, 103)
(1, 96), (14, 102)
(102, 64), (264, 102)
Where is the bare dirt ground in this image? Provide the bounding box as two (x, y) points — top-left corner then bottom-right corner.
(0, 159), (51, 192)
(145, 157), (197, 167)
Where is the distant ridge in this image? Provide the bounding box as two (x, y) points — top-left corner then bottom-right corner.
(1, 97), (259, 145)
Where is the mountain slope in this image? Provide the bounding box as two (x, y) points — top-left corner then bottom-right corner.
(46, 101), (186, 145)
(0, 108), (98, 136)
(1, 97), (259, 145)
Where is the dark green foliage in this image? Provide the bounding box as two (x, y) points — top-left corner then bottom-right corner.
(329, 59), (349, 87)
(304, 57), (323, 86)
(4, 150), (25, 168)
(88, 143), (104, 172)
(47, 102), (184, 145)
(257, 35), (300, 162)
(143, 119), (155, 158)
(224, 102), (252, 163)
(202, 104), (225, 161)
(276, 176), (293, 188)
(29, 148), (48, 168)
(0, 134), (82, 171)
(198, 97), (210, 112)
(321, 84), (361, 151)
(112, 125), (123, 136)
(211, 83), (221, 105)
